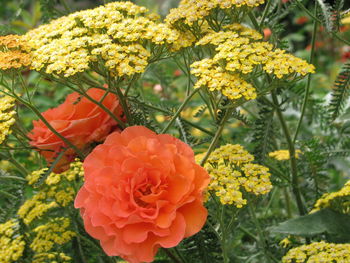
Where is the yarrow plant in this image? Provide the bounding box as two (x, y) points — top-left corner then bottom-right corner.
(0, 0), (350, 262)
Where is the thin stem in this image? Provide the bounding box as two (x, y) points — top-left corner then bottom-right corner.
(248, 203), (278, 263)
(220, 206), (229, 263)
(111, 78), (133, 125)
(0, 190), (16, 199)
(124, 74), (140, 97)
(161, 89), (198, 133)
(283, 188), (292, 218)
(200, 108), (234, 166)
(0, 152), (28, 176)
(271, 91), (306, 215)
(248, 11), (261, 32)
(162, 248), (182, 263)
(239, 225), (258, 242)
(60, 0), (72, 13)
(259, 0), (272, 28)
(0, 175), (27, 182)
(127, 98), (215, 136)
(293, 4), (318, 143)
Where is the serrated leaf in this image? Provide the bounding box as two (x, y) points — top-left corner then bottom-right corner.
(270, 208), (350, 239)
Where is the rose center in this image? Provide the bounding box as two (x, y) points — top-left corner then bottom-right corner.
(134, 183), (153, 207)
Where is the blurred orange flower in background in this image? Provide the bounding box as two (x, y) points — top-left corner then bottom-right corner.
(75, 126), (210, 263)
(28, 88), (124, 172)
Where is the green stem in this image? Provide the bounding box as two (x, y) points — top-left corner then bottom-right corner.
(219, 206), (229, 263)
(293, 4), (318, 143)
(0, 152), (28, 176)
(259, 0), (272, 28)
(127, 98), (215, 136)
(161, 89), (198, 133)
(239, 225), (258, 242)
(124, 74), (140, 97)
(271, 91), (306, 215)
(162, 248), (182, 263)
(283, 188), (292, 218)
(0, 175), (26, 181)
(0, 190), (16, 199)
(200, 108), (233, 166)
(248, 203), (278, 263)
(248, 11), (261, 32)
(60, 0), (72, 13)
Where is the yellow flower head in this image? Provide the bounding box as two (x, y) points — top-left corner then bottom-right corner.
(30, 217), (76, 253)
(198, 144), (272, 207)
(24, 2), (181, 78)
(268, 149), (302, 161)
(0, 35), (31, 70)
(166, 0), (265, 27)
(311, 180), (350, 214)
(282, 241), (350, 263)
(0, 219), (25, 263)
(341, 12), (350, 24)
(33, 252), (72, 263)
(19, 160), (84, 225)
(0, 94), (16, 144)
(190, 25), (314, 102)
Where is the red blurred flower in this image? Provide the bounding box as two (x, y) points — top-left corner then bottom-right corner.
(28, 88), (124, 172)
(263, 28), (272, 40)
(296, 16), (308, 25)
(75, 126), (209, 263)
(173, 69), (182, 77)
(341, 51), (350, 62)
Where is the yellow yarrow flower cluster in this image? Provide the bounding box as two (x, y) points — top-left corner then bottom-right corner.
(269, 149), (302, 161)
(26, 168), (49, 185)
(263, 49), (315, 78)
(0, 94), (16, 144)
(17, 192), (58, 225)
(282, 241), (350, 263)
(30, 217), (76, 253)
(24, 2), (181, 78)
(200, 144), (272, 207)
(33, 252), (72, 263)
(0, 219), (25, 263)
(191, 59), (257, 100)
(196, 26), (315, 78)
(166, 0), (265, 26)
(0, 35), (31, 70)
(311, 180), (350, 214)
(341, 12), (350, 24)
(191, 24), (314, 101)
(18, 160), (84, 224)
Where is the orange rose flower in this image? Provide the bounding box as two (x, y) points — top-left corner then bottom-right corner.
(75, 126), (209, 263)
(28, 88), (124, 172)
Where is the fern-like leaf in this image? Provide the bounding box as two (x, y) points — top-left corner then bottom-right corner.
(328, 62), (350, 121)
(252, 101), (275, 162)
(316, 0), (335, 32)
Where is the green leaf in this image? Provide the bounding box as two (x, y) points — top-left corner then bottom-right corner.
(270, 209), (350, 239)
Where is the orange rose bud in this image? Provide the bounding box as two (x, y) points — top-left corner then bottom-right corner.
(75, 126), (210, 263)
(28, 88), (124, 172)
